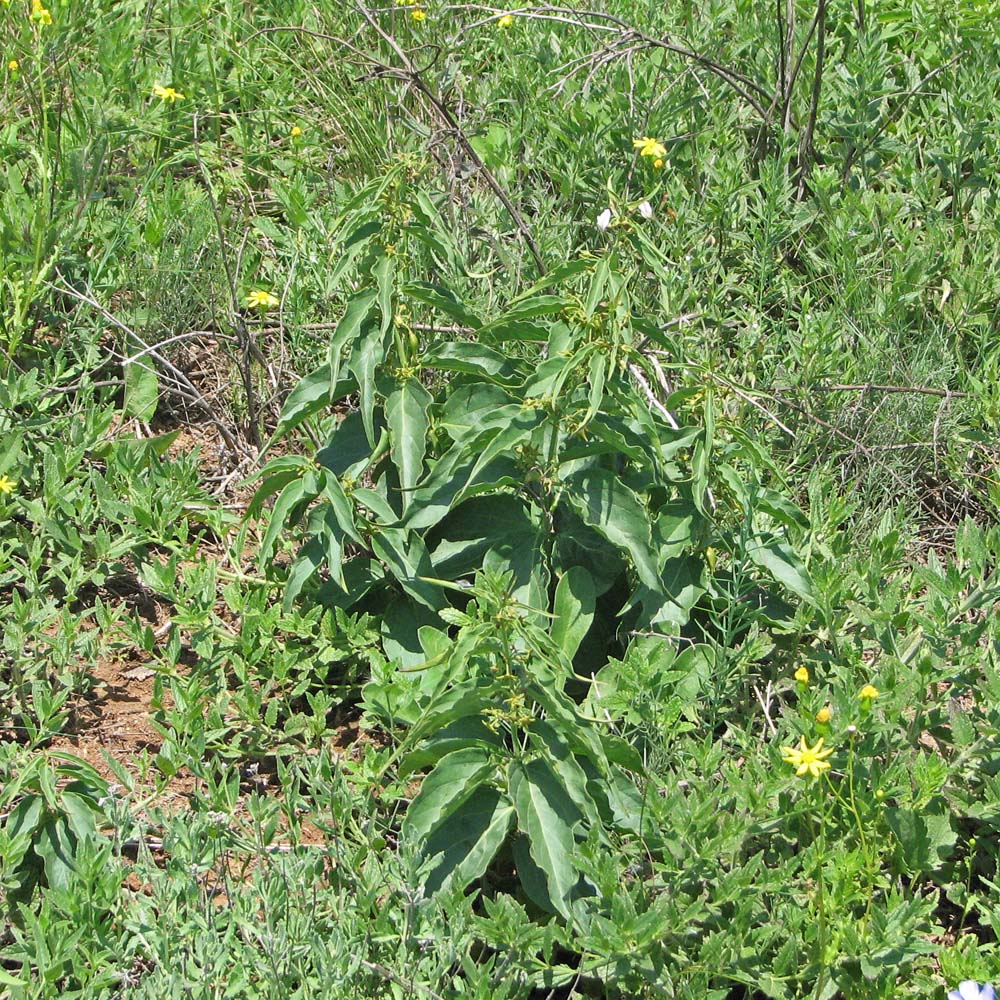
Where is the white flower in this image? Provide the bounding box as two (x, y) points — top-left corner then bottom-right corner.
(637, 200), (653, 219)
(596, 208), (612, 231)
(950, 982), (996, 1000)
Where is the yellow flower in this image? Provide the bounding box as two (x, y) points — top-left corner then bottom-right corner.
(794, 665), (810, 685)
(246, 289), (279, 310)
(632, 136), (667, 160)
(781, 736), (834, 779)
(30, 0), (52, 24)
(8, 59), (19, 72)
(290, 125), (303, 137)
(497, 13), (514, 28)
(653, 157), (664, 169)
(0, 475), (16, 494)
(411, 7), (426, 20)
(859, 684), (880, 700)
(815, 706), (831, 724)
(152, 84), (184, 102)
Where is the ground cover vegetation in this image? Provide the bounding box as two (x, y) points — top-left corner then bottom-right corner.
(2, 0), (1000, 996)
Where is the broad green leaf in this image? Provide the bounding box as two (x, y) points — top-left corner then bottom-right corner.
(584, 256), (611, 319)
(353, 485), (399, 526)
(123, 361), (158, 421)
(479, 319), (549, 343)
(453, 413), (544, 508)
(655, 503), (698, 559)
(438, 395), (521, 443)
(513, 258), (590, 300)
(248, 455), (313, 517)
(523, 349), (590, 401)
(374, 253), (394, 340)
(371, 527), (445, 610)
(4, 795), (43, 838)
(563, 469), (660, 590)
(421, 785), (515, 895)
(328, 220), (381, 284)
(530, 722), (603, 832)
(582, 350), (607, 426)
(408, 681), (495, 745)
(329, 288), (379, 371)
(34, 817), (77, 893)
(404, 281), (482, 329)
(560, 415), (649, 464)
(401, 718), (503, 777)
(423, 341), (517, 383)
(886, 805), (956, 875)
(403, 413), (536, 532)
(318, 506), (347, 589)
(380, 598), (441, 670)
(512, 833), (557, 913)
(275, 363), (332, 436)
(403, 747), (496, 843)
(59, 790), (100, 841)
(690, 395), (714, 514)
(284, 535), (324, 608)
(349, 321), (387, 446)
(509, 757), (582, 920)
(637, 555), (706, 628)
(386, 378), (431, 510)
(318, 411), (376, 480)
(551, 566), (595, 661)
(478, 295), (568, 341)
(321, 472), (364, 546)
(748, 537), (813, 600)
(426, 494), (540, 579)
(259, 475), (312, 563)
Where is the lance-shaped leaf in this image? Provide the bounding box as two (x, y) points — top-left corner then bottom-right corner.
(386, 378), (431, 511)
(403, 281), (483, 329)
(419, 785), (515, 895)
(509, 757), (582, 920)
(551, 566), (596, 661)
(371, 527), (444, 610)
(403, 747), (497, 844)
(259, 473), (319, 564)
(349, 320), (388, 446)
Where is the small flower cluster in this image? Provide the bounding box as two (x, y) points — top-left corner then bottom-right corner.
(633, 135), (666, 169)
(779, 668), (884, 780)
(596, 200), (654, 232)
(30, 0), (52, 25)
(395, 0), (426, 21)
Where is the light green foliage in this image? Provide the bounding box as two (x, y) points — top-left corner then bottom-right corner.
(2, 0), (1000, 997)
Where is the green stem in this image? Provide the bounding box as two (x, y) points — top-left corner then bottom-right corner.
(812, 780), (829, 1000)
